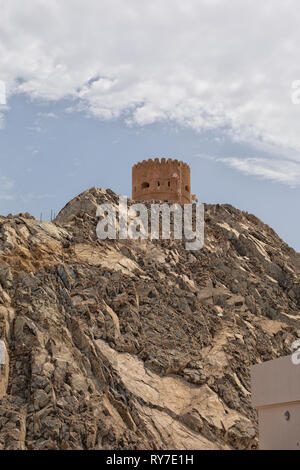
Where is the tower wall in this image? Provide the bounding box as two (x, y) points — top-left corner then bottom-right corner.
(132, 158), (191, 204)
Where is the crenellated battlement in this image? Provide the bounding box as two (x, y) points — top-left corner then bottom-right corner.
(132, 157), (192, 204)
(132, 158), (189, 171)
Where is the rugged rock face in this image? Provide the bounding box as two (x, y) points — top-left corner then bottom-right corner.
(0, 187), (299, 450)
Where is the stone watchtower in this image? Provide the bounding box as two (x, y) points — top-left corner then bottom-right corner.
(132, 158), (197, 204)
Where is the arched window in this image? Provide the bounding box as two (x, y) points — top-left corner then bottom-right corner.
(141, 182), (150, 189)
(167, 180), (170, 188)
(157, 181), (160, 187)
(185, 185), (190, 192)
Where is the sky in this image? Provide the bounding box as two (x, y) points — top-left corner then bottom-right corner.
(0, 0), (300, 250)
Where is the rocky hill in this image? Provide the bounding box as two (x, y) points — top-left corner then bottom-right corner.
(0, 187), (299, 450)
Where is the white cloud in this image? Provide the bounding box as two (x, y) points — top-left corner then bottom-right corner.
(0, 173), (15, 201)
(37, 112), (58, 119)
(1, 0), (300, 182)
(216, 157), (300, 186)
